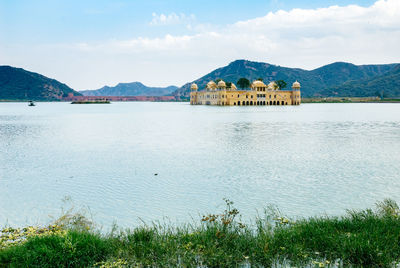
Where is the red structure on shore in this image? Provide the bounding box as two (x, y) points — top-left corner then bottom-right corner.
(63, 93), (177, 102)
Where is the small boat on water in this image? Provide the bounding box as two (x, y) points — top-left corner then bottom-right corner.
(28, 101), (35, 106)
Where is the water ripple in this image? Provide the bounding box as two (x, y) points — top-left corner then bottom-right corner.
(1, 102), (400, 227)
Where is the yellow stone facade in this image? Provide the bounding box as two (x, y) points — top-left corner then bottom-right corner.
(190, 80), (301, 106)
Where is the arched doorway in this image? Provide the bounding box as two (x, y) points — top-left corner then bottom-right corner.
(243, 101), (246, 106)
(273, 101), (276, 105)
(250, 101), (253, 105)
(246, 101), (249, 105)
(263, 101), (265, 105)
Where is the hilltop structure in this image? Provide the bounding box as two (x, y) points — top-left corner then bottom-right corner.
(190, 80), (301, 106)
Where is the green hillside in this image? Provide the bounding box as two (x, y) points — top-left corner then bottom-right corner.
(173, 60), (398, 98)
(0, 66), (81, 101)
(321, 64), (400, 97)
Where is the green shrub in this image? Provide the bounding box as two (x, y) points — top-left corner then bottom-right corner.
(0, 231), (111, 267)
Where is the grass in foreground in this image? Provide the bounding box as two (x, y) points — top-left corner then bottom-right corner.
(1, 199), (400, 267)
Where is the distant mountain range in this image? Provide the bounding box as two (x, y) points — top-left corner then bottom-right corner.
(1, 61), (399, 101)
(0, 66), (81, 101)
(80, 82), (178, 96)
(173, 60), (400, 98)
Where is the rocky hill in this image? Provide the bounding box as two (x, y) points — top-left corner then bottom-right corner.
(173, 60), (398, 98)
(80, 82), (178, 96)
(0, 66), (81, 101)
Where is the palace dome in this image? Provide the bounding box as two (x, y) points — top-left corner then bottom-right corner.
(252, 80), (266, 87)
(207, 81), (217, 90)
(292, 81), (301, 88)
(268, 81), (277, 90)
(217, 80), (226, 88)
(190, 83), (198, 90)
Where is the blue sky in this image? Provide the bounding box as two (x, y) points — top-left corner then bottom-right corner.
(0, 0), (398, 90)
(1, 0), (376, 42)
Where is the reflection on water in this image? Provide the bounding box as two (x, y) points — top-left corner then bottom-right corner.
(1, 102), (400, 228)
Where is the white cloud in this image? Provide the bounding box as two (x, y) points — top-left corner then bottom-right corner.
(77, 0), (400, 65)
(150, 12), (196, 26)
(3, 0), (400, 89)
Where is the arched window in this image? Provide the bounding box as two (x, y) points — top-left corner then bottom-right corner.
(270, 101), (272, 105)
(246, 101), (249, 105)
(263, 101), (265, 105)
(243, 101), (246, 105)
(273, 101), (276, 105)
(250, 101), (253, 105)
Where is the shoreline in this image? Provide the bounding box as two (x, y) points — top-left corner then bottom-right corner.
(1, 98), (400, 103)
(302, 97), (400, 103)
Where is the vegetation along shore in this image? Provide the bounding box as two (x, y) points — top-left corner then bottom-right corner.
(302, 97), (400, 103)
(1, 199), (400, 267)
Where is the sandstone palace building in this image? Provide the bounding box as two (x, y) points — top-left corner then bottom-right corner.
(190, 80), (301, 106)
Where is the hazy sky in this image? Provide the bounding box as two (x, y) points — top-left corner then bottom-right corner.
(1, 0), (399, 90)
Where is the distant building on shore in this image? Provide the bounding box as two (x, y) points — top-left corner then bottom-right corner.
(190, 80), (301, 106)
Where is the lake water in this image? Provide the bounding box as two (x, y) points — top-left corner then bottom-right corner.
(1, 102), (400, 228)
